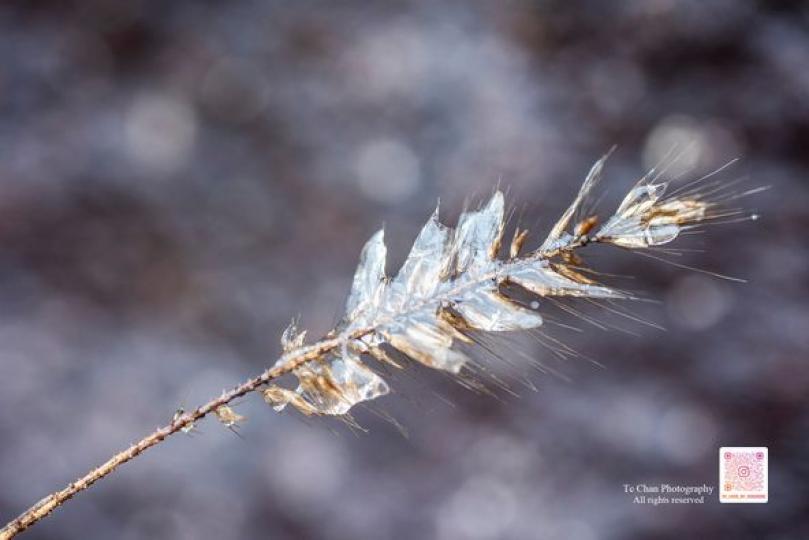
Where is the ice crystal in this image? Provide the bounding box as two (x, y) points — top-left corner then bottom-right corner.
(264, 153), (734, 418)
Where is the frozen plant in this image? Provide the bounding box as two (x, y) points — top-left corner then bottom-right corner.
(0, 152), (759, 538)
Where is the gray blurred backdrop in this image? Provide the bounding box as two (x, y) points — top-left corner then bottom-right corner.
(1, 1), (808, 539)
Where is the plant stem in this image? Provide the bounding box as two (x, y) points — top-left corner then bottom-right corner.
(0, 233), (600, 539)
(0, 336), (345, 539)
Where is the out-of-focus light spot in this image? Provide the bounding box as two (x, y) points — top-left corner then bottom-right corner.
(629, 0), (677, 17)
(173, 482), (247, 539)
(462, 433), (535, 480)
(355, 138), (420, 204)
(266, 425), (347, 506)
(125, 92), (196, 173)
(601, 393), (657, 451)
(587, 58), (646, 118)
(667, 275), (731, 331)
(437, 476), (517, 540)
(643, 116), (705, 177)
(346, 23), (427, 100)
(200, 58), (269, 124)
(122, 508), (185, 540)
(656, 403), (716, 465)
(76, 1), (143, 32)
(565, 521), (598, 540)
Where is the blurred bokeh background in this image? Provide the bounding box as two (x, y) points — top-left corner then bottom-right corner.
(1, 1), (807, 538)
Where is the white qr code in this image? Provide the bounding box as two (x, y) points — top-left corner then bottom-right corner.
(719, 447), (768, 503)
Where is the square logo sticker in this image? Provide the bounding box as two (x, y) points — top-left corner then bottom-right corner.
(719, 447), (768, 503)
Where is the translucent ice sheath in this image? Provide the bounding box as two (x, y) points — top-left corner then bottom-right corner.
(263, 152), (738, 417)
(1, 153), (751, 538)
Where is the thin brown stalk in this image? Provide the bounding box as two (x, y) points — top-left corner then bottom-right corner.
(0, 336), (350, 539)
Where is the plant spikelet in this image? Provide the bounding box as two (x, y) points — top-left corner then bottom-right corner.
(262, 153), (755, 418)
